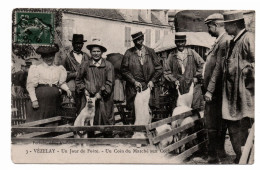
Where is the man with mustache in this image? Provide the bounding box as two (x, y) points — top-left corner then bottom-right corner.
(63, 34), (90, 117)
(164, 33), (205, 109)
(121, 31), (163, 125)
(203, 13), (232, 163)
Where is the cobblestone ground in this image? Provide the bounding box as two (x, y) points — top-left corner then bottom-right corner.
(185, 135), (236, 164)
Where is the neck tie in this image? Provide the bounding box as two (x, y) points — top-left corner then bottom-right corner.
(228, 40), (235, 58)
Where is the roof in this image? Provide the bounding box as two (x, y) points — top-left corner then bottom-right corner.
(64, 9), (168, 27)
(151, 13), (163, 25)
(152, 32), (216, 52)
(64, 8), (125, 21)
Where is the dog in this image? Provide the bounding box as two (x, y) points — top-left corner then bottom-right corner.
(74, 95), (96, 139)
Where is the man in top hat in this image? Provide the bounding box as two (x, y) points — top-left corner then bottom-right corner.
(120, 31), (163, 124)
(203, 13), (232, 163)
(164, 32), (205, 109)
(222, 11), (254, 164)
(63, 34), (91, 116)
(76, 38), (115, 128)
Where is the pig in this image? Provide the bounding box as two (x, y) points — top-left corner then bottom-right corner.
(171, 83), (200, 153)
(155, 124), (173, 149)
(171, 83), (194, 129)
(132, 88), (152, 148)
(74, 95), (96, 139)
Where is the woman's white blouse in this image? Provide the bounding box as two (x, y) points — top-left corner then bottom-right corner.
(27, 62), (69, 102)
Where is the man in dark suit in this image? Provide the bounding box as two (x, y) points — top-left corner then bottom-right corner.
(204, 13), (232, 163)
(63, 34), (90, 116)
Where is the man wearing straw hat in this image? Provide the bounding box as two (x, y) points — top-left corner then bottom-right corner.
(63, 34), (90, 116)
(203, 13), (232, 163)
(121, 31), (163, 125)
(76, 38), (115, 128)
(164, 32), (205, 109)
(222, 11), (254, 164)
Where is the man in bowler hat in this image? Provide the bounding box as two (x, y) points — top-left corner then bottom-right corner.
(63, 34), (91, 116)
(121, 31), (163, 124)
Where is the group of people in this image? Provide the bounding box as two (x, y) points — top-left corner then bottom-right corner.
(202, 11), (254, 164)
(19, 10), (254, 164)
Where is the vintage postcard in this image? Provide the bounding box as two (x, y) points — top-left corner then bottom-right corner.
(11, 8), (255, 164)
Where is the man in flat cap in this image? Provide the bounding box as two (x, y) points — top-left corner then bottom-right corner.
(63, 34), (91, 116)
(203, 13), (232, 163)
(222, 11), (254, 164)
(164, 33), (205, 109)
(121, 31), (163, 125)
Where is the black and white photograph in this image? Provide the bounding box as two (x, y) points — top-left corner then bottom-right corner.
(7, 2), (255, 165)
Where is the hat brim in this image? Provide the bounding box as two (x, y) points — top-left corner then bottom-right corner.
(223, 18), (244, 23)
(36, 50), (59, 55)
(131, 33), (145, 41)
(69, 40), (87, 42)
(175, 39), (186, 41)
(87, 44), (107, 52)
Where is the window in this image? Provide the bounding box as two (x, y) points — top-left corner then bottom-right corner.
(125, 27), (131, 47)
(145, 29), (151, 47)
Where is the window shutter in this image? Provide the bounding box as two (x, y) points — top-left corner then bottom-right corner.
(145, 29), (151, 47)
(125, 27), (131, 47)
(155, 30), (160, 43)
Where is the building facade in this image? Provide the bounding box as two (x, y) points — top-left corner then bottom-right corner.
(61, 9), (172, 58)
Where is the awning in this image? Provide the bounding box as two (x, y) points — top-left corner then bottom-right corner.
(153, 32), (216, 53)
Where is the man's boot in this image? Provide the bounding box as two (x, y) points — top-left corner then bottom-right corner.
(207, 130), (220, 164)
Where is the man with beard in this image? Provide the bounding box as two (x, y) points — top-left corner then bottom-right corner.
(63, 34), (90, 117)
(203, 13), (232, 163)
(164, 33), (205, 109)
(222, 11), (254, 164)
(76, 39), (115, 129)
(120, 31), (163, 125)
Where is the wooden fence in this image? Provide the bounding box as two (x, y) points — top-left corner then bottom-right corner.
(11, 116), (149, 145)
(11, 97), (30, 125)
(146, 109), (207, 162)
(12, 108), (207, 162)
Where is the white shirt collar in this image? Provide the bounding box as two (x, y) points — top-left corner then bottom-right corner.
(233, 28), (246, 42)
(41, 62), (55, 67)
(176, 48), (188, 61)
(215, 32), (225, 43)
(73, 51), (83, 55)
(93, 59), (102, 67)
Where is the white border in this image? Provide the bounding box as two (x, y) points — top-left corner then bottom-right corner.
(1, 0), (259, 169)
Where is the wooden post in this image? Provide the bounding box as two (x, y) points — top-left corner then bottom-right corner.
(239, 123), (254, 164)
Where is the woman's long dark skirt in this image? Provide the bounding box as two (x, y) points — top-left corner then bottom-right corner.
(26, 86), (61, 122)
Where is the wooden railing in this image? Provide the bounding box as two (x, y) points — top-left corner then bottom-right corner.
(11, 97), (30, 125)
